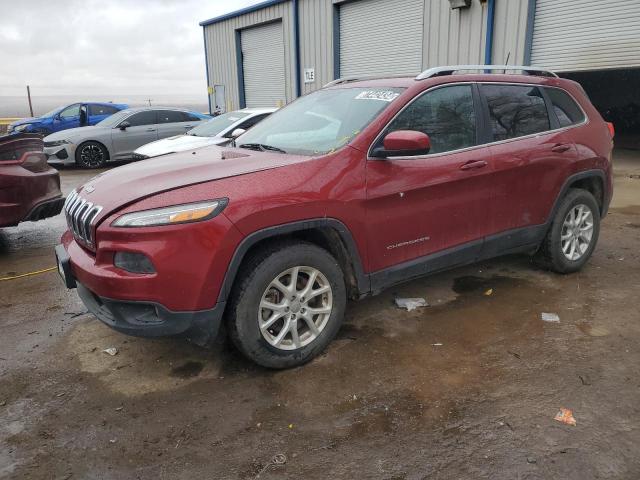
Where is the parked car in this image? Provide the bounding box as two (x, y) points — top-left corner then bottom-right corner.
(7, 102), (128, 135)
(133, 108), (276, 159)
(0, 133), (64, 228)
(43, 107), (210, 168)
(55, 65), (614, 369)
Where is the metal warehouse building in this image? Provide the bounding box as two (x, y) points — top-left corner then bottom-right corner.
(201, 0), (640, 144)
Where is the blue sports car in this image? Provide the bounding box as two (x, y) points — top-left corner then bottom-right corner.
(7, 102), (129, 135)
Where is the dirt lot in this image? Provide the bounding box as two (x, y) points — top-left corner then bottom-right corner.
(1, 153), (640, 479)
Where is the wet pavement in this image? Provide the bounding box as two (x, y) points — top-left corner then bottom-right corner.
(1, 154), (640, 479)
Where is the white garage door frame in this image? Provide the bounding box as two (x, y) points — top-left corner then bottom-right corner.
(237, 20), (287, 108)
(336, 0), (425, 78)
(527, 0), (640, 72)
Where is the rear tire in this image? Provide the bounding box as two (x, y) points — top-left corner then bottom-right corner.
(227, 241), (346, 369)
(535, 188), (600, 273)
(75, 141), (108, 169)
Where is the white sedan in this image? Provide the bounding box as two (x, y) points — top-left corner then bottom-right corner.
(133, 107), (276, 159)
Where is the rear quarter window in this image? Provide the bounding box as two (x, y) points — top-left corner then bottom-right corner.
(545, 88), (586, 127)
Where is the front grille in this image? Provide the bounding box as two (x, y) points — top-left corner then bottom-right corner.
(63, 190), (103, 248)
(131, 153), (148, 160)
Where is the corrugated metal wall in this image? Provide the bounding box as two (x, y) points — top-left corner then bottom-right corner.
(299, 0), (334, 94)
(422, 0), (487, 68)
(203, 0), (531, 108)
(491, 0), (528, 65)
(203, 2), (295, 112)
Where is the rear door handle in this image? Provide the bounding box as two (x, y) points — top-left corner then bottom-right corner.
(460, 160), (488, 171)
(146, 128), (156, 132)
(551, 143), (571, 153)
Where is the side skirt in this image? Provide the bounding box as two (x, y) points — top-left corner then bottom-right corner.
(368, 224), (547, 294)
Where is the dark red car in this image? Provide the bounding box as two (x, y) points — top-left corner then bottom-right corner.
(0, 133), (64, 227)
(56, 66), (614, 369)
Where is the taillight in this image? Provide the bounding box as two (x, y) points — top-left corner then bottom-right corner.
(606, 122), (615, 138)
(21, 152), (49, 173)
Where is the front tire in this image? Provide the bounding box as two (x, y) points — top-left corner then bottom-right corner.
(75, 141), (108, 169)
(536, 188), (600, 273)
(227, 241), (346, 369)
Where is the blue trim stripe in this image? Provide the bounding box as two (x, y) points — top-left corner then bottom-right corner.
(484, 0), (496, 66)
(332, 3), (340, 80)
(523, 0), (537, 66)
(202, 28), (212, 115)
(200, 0), (288, 27)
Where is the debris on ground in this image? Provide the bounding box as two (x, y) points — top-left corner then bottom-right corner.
(255, 453), (287, 478)
(484, 289), (493, 296)
(541, 312), (560, 323)
(554, 408), (577, 426)
(431, 343), (443, 346)
(395, 297), (428, 311)
(102, 347), (118, 356)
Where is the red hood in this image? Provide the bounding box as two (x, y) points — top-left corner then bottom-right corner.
(75, 146), (309, 221)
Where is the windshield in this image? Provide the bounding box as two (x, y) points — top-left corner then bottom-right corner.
(96, 110), (131, 127)
(237, 87), (404, 155)
(188, 111), (251, 137)
(41, 107), (63, 118)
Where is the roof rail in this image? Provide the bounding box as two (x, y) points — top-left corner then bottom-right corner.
(323, 73), (415, 88)
(415, 65), (558, 80)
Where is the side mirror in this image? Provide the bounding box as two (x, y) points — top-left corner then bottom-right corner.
(230, 128), (246, 139)
(372, 130), (431, 158)
(119, 121), (131, 131)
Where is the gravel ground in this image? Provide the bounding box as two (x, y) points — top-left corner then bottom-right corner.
(1, 153), (639, 479)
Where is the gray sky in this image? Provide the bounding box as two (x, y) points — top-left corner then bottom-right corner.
(0, 0), (261, 97)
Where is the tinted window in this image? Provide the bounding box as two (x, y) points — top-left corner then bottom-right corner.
(60, 104), (80, 119)
(188, 111), (251, 137)
(184, 112), (202, 122)
(239, 113), (270, 130)
(125, 111), (156, 127)
(482, 85), (550, 141)
(545, 88), (585, 127)
(381, 85), (476, 155)
(157, 110), (185, 123)
(89, 104), (119, 116)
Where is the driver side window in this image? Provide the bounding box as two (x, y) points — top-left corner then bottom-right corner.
(60, 104), (80, 119)
(381, 85), (477, 155)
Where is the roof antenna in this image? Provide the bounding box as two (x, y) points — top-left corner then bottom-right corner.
(503, 52), (511, 74)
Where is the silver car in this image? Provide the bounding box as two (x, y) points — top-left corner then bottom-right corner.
(43, 107), (210, 168)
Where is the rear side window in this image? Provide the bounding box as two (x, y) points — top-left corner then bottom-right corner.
(89, 104), (119, 116)
(158, 110), (185, 123)
(545, 88), (585, 127)
(125, 111), (157, 127)
(482, 85), (550, 141)
(382, 85), (477, 155)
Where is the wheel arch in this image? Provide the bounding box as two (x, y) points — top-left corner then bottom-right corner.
(217, 219), (370, 304)
(548, 169), (607, 221)
(75, 139), (111, 163)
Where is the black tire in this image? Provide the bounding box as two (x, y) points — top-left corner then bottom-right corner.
(227, 241), (346, 369)
(75, 141), (108, 169)
(536, 188), (600, 273)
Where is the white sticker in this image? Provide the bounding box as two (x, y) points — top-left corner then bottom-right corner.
(355, 90), (400, 102)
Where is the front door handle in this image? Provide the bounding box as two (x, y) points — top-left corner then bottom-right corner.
(145, 128), (156, 132)
(460, 160), (488, 171)
(551, 143), (571, 153)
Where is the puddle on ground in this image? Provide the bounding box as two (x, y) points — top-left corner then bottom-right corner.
(171, 361), (205, 378)
(58, 319), (223, 396)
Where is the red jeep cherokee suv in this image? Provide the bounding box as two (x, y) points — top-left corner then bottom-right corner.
(56, 66), (613, 369)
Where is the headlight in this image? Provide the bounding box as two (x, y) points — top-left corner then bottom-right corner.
(14, 124), (29, 132)
(46, 139), (70, 147)
(112, 199), (227, 228)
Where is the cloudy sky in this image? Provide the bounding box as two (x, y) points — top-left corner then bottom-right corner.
(0, 0), (262, 97)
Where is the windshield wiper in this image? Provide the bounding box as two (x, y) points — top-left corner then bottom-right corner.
(238, 143), (287, 154)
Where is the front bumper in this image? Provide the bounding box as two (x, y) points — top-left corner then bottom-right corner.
(55, 244), (224, 345)
(44, 144), (75, 165)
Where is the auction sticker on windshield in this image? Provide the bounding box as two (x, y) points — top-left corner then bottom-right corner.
(355, 90), (401, 102)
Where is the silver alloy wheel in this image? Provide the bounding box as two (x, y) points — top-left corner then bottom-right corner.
(80, 144), (104, 167)
(258, 266), (333, 351)
(561, 203), (594, 261)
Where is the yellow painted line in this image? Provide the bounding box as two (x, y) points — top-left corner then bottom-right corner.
(0, 266), (57, 282)
(0, 118), (21, 125)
